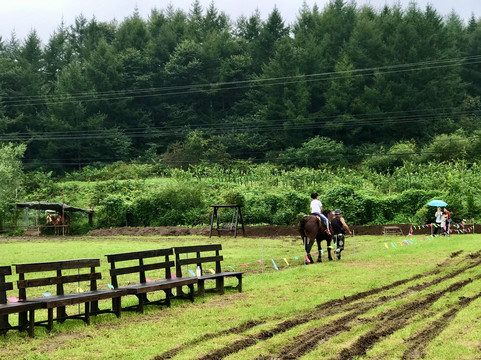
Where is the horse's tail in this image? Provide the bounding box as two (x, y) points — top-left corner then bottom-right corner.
(299, 216), (309, 231)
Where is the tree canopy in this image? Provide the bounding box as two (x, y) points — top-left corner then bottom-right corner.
(0, 1), (480, 172)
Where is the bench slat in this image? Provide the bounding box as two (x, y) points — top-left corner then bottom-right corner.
(174, 244), (221, 254)
(177, 255), (223, 267)
(15, 259), (100, 273)
(28, 290), (125, 308)
(110, 261), (174, 276)
(0, 266), (11, 276)
(106, 248), (173, 262)
(18, 273), (101, 289)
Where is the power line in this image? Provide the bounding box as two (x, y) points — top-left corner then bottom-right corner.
(0, 106), (477, 142)
(2, 55), (481, 107)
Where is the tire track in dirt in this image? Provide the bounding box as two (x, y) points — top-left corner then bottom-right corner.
(333, 276), (480, 360)
(270, 260), (481, 360)
(401, 291), (481, 360)
(191, 252), (480, 360)
(153, 320), (265, 360)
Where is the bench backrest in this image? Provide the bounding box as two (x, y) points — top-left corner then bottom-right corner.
(0, 266), (13, 305)
(14, 259), (101, 300)
(174, 244), (223, 277)
(105, 248), (174, 288)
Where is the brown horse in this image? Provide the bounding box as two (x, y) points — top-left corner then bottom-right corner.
(298, 210), (334, 263)
(46, 213), (71, 235)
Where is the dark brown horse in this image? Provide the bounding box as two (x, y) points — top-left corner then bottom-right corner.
(298, 210), (334, 263)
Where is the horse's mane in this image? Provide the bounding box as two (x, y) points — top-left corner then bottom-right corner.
(322, 209), (333, 220)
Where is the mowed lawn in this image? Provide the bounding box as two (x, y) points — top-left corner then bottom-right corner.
(0, 233), (480, 359)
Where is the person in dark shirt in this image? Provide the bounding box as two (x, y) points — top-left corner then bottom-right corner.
(443, 207), (452, 234)
(331, 209), (352, 259)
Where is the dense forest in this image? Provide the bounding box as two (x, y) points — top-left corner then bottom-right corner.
(0, 0), (480, 172)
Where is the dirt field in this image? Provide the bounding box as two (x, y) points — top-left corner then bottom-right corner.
(86, 223), (479, 237)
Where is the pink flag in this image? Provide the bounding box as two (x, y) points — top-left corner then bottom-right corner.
(304, 254), (311, 263)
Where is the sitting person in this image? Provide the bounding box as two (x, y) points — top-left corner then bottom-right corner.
(310, 192), (330, 235)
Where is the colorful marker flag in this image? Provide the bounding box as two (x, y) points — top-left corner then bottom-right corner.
(271, 259), (279, 270)
(107, 284), (115, 290)
(305, 254), (311, 263)
(241, 264), (247, 267)
(42, 292), (51, 297)
(7, 297), (19, 303)
(188, 270), (196, 277)
(76, 287), (84, 293)
(146, 278), (153, 283)
(283, 258), (289, 266)
(208, 269), (215, 274)
(385, 243), (389, 249)
(257, 260), (264, 266)
(295, 256), (299, 260)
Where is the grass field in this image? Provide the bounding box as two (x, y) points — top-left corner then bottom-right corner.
(0, 233), (480, 359)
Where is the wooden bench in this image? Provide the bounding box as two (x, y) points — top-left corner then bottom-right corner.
(14, 259), (126, 332)
(106, 248), (197, 313)
(174, 244), (243, 297)
(0, 265), (42, 337)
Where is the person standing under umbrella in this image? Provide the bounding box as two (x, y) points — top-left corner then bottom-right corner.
(434, 207), (443, 235)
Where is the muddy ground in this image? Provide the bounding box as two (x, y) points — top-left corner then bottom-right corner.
(86, 223), (479, 237)
(152, 250), (481, 360)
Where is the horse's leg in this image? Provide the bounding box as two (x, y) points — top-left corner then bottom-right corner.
(305, 239), (315, 264)
(327, 236), (333, 261)
(316, 237), (322, 263)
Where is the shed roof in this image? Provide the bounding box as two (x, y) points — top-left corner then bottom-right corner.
(16, 202), (94, 214)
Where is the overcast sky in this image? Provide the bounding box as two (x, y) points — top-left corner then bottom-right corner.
(1, 0), (479, 44)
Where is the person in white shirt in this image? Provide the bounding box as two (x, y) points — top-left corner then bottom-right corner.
(310, 192), (330, 235)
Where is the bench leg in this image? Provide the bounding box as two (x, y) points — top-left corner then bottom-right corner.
(18, 311), (28, 331)
(113, 297), (121, 318)
(91, 300), (100, 314)
(164, 289), (171, 307)
(84, 302), (90, 325)
(175, 286), (184, 298)
(47, 308), (54, 332)
(237, 275), (243, 293)
(136, 294), (147, 313)
(0, 315), (11, 335)
(198, 280), (205, 297)
(216, 277), (225, 295)
(57, 306), (67, 324)
(188, 284), (194, 303)
(28, 310), (35, 338)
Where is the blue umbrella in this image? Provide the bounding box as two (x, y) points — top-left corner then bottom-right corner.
(427, 200), (447, 207)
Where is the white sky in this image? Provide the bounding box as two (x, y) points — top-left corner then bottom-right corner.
(1, 0), (479, 44)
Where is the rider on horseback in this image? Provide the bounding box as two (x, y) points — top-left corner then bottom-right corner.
(332, 209), (351, 259)
(310, 193), (330, 235)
